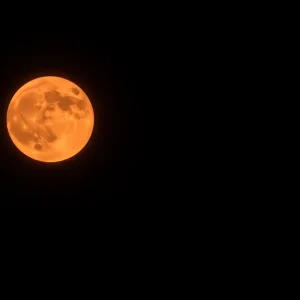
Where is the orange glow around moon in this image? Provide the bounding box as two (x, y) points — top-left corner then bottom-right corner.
(6, 76), (94, 163)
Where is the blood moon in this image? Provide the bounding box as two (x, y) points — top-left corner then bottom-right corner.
(6, 76), (94, 162)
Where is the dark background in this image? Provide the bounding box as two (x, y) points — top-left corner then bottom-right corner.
(0, 31), (145, 208)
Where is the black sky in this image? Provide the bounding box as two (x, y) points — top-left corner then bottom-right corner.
(0, 31), (145, 208)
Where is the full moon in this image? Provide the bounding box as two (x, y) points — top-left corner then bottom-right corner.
(6, 76), (94, 162)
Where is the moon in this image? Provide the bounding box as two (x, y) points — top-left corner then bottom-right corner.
(6, 76), (94, 163)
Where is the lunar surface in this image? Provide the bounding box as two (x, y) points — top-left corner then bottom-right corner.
(6, 76), (94, 162)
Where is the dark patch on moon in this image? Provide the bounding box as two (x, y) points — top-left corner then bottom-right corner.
(74, 113), (81, 120)
(46, 104), (55, 111)
(44, 90), (61, 103)
(43, 127), (57, 143)
(71, 87), (80, 95)
(57, 96), (76, 111)
(34, 143), (42, 151)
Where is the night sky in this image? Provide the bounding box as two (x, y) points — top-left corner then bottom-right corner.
(0, 31), (145, 208)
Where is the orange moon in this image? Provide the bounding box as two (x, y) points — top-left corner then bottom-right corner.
(6, 76), (94, 163)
